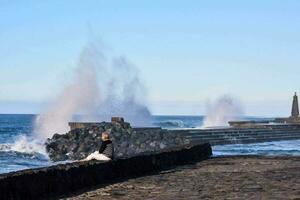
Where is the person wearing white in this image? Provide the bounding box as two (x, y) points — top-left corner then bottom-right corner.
(82, 131), (113, 161)
(84, 151), (111, 161)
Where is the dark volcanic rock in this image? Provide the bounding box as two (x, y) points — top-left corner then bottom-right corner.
(45, 120), (188, 161)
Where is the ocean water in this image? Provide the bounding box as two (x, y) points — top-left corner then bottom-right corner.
(213, 140), (300, 156)
(0, 115), (51, 174)
(0, 114), (300, 174)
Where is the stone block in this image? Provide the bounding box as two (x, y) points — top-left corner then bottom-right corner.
(111, 117), (124, 124)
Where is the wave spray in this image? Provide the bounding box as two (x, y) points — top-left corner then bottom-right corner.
(34, 43), (151, 139)
(202, 95), (244, 128)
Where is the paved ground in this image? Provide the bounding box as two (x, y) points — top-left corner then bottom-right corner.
(64, 156), (300, 200)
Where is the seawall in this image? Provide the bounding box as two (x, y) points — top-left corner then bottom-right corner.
(0, 143), (211, 200)
(178, 124), (300, 145)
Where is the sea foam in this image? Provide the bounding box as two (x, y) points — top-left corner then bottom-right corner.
(0, 135), (47, 156)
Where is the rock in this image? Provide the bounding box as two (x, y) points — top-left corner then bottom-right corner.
(149, 142), (156, 147)
(45, 120), (187, 161)
(159, 143), (166, 149)
(111, 117), (124, 124)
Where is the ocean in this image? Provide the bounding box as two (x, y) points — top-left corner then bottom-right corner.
(0, 114), (300, 174)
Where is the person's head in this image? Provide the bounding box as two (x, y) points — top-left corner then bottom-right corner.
(101, 132), (110, 141)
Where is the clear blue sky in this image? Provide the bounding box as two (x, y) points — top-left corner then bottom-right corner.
(0, 0), (300, 116)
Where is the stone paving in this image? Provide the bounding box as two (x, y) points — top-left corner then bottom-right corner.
(64, 156), (300, 200)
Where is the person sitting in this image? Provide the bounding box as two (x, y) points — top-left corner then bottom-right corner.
(83, 132), (113, 161)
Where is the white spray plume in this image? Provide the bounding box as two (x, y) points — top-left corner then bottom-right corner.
(97, 56), (151, 125)
(34, 42), (151, 139)
(34, 45), (101, 139)
(202, 95), (244, 128)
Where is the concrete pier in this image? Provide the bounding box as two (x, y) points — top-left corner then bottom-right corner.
(0, 143), (211, 200)
(175, 124), (300, 146)
(68, 156), (300, 199)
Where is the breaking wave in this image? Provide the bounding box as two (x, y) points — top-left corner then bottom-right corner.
(0, 135), (47, 156)
(153, 120), (186, 128)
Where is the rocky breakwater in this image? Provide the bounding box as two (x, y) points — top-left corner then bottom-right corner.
(46, 117), (190, 161)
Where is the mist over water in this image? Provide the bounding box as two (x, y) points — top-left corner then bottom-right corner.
(34, 46), (101, 139)
(34, 43), (151, 139)
(96, 56), (151, 126)
(202, 95), (244, 127)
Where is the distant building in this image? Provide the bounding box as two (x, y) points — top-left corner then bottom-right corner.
(230, 92), (300, 127)
(274, 92), (300, 124)
(291, 92), (299, 118)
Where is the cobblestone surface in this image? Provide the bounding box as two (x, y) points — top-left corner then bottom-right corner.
(64, 156), (300, 200)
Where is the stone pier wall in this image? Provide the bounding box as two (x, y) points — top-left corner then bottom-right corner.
(47, 118), (300, 162)
(176, 124), (300, 146)
(0, 143), (212, 200)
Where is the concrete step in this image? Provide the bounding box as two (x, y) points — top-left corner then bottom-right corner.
(184, 132), (300, 140)
(184, 134), (300, 142)
(182, 129), (300, 138)
(189, 135), (300, 146)
(185, 135), (251, 140)
(191, 127), (300, 133)
(175, 126), (300, 146)
(178, 127), (300, 134)
(187, 133), (300, 142)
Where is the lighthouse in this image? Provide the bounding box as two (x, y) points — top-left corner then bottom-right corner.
(291, 92), (299, 118)
(269, 92), (300, 124)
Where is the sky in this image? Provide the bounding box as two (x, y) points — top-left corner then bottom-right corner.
(0, 0), (300, 116)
